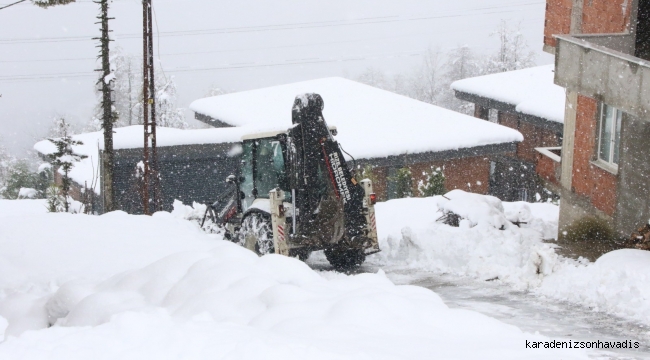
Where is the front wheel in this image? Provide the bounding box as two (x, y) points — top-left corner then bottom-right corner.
(324, 247), (366, 270)
(237, 212), (274, 256)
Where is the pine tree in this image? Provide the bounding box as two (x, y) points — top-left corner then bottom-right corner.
(392, 167), (413, 199)
(47, 119), (87, 212)
(0, 140), (16, 197)
(418, 166), (446, 197)
(48, 116), (73, 138)
(0, 160), (41, 199)
(30, 0), (75, 8)
(45, 184), (64, 212)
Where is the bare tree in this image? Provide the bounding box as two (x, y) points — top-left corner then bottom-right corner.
(204, 84), (228, 97)
(411, 47), (444, 105)
(487, 20), (536, 74)
(356, 67), (391, 91)
(156, 77), (188, 129)
(441, 45), (485, 114)
(111, 49), (142, 127)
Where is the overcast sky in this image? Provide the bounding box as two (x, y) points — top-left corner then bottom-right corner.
(0, 0), (551, 156)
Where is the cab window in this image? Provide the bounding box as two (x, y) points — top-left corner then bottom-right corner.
(254, 138), (290, 199)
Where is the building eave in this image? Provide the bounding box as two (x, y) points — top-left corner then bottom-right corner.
(356, 142), (518, 168)
(454, 90), (564, 135)
(194, 112), (234, 128)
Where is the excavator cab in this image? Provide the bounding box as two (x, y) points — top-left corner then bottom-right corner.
(239, 135), (292, 212)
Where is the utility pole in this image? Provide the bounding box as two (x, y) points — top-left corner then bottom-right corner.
(94, 0), (116, 212)
(141, 0), (162, 214)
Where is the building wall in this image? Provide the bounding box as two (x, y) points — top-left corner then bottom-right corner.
(111, 143), (240, 214)
(581, 0), (633, 34)
(544, 0), (573, 48)
(368, 156), (491, 201)
(544, 0), (634, 49)
(571, 95), (618, 215)
(410, 156), (491, 195)
(498, 112), (562, 164)
(536, 152), (562, 185)
(370, 167), (389, 201)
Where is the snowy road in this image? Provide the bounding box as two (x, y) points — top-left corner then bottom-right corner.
(388, 269), (650, 360)
(308, 252), (649, 360)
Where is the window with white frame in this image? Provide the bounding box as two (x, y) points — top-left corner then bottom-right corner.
(598, 103), (622, 167)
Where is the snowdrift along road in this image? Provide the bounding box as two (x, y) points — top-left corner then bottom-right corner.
(0, 199), (590, 360)
(369, 191), (650, 327)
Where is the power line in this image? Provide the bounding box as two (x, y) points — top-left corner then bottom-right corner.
(0, 50), (424, 82)
(0, 0), (27, 10)
(0, 32), (432, 63)
(0, 2), (544, 44)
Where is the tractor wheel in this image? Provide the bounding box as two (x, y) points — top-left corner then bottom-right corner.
(238, 212), (274, 256)
(324, 247), (366, 270)
(289, 248), (312, 262)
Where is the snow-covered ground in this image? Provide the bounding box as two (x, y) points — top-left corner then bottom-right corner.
(368, 192), (650, 327)
(0, 199), (590, 359)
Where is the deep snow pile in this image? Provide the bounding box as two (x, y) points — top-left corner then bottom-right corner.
(370, 192), (561, 286)
(0, 199), (48, 217)
(369, 191), (650, 326)
(0, 208), (217, 338)
(0, 200), (588, 359)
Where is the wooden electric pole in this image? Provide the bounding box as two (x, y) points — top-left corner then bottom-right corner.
(142, 0), (162, 214)
(95, 0), (116, 212)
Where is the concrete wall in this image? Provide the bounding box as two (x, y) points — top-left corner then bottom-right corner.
(555, 35), (650, 121)
(614, 113), (650, 235)
(557, 95), (650, 240)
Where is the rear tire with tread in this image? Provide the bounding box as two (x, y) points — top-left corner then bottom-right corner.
(324, 247), (365, 270)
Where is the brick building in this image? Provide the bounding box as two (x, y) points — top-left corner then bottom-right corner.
(190, 77), (523, 201)
(34, 78), (522, 213)
(545, 0), (650, 240)
(451, 65), (566, 201)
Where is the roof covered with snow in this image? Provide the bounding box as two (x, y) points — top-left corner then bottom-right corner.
(190, 77), (523, 160)
(451, 65), (566, 124)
